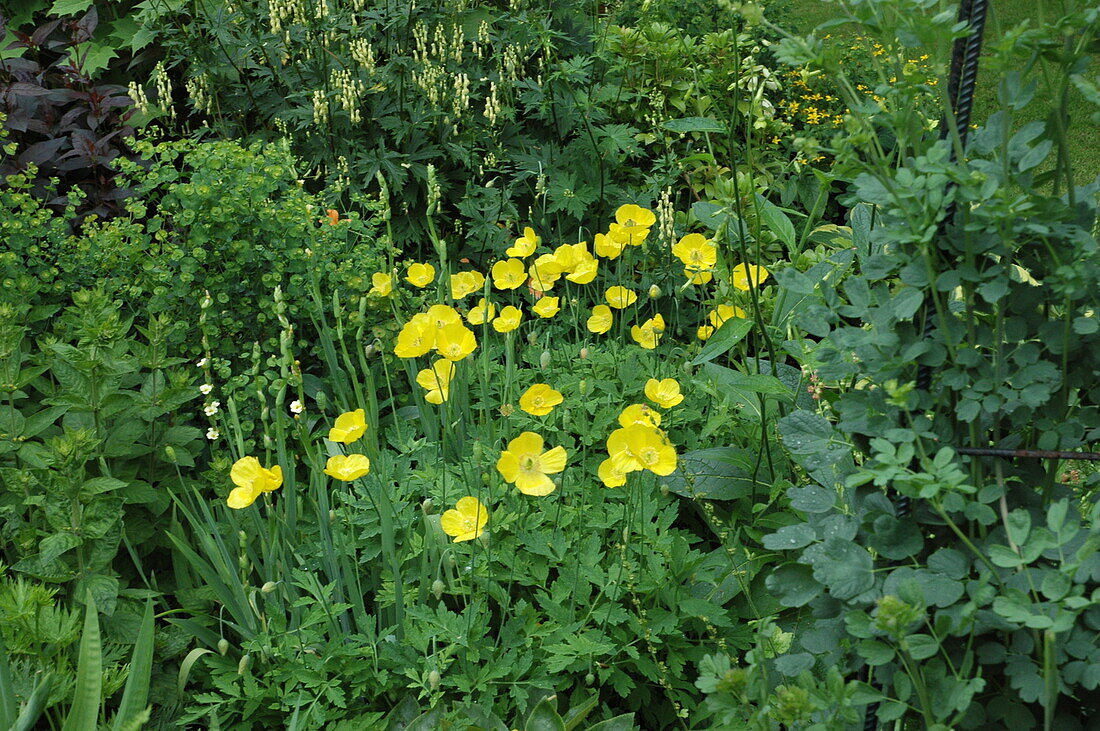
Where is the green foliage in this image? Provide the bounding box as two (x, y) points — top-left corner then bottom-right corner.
(0, 283), (200, 613)
(727, 0), (1100, 726)
(147, 0), (794, 257)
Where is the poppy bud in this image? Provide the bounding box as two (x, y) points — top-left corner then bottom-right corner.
(421, 498), (434, 514)
(471, 441), (484, 463)
(579, 378), (588, 396)
(261, 581), (277, 593)
(237, 654), (251, 674)
(428, 670), (441, 690)
(164, 445), (177, 463)
(217, 638), (230, 655)
(432, 579), (445, 599)
(527, 332), (538, 346)
(585, 672), (595, 685)
(648, 284), (661, 298)
(540, 350), (551, 369)
(580, 347), (589, 360)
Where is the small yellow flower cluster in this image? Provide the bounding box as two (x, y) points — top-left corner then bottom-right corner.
(599, 378), (683, 487)
(225, 408), (372, 509)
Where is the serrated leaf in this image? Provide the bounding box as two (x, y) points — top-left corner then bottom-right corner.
(50, 0), (93, 15)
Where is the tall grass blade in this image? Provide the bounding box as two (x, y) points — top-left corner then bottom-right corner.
(11, 672), (54, 731)
(0, 635), (17, 728)
(62, 594), (102, 731)
(112, 599), (155, 730)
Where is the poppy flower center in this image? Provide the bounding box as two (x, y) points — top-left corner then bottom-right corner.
(521, 455), (538, 471)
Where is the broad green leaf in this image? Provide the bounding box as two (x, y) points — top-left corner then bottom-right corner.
(858, 640), (895, 666)
(50, 0), (93, 15)
(586, 714), (636, 731)
(765, 564), (822, 607)
(691, 318), (753, 366)
(405, 707), (444, 731)
(113, 601), (154, 730)
(756, 194), (797, 249)
(62, 595), (101, 731)
(778, 410), (855, 489)
(905, 634), (939, 660)
(660, 447), (768, 500)
(661, 117), (725, 134)
(762, 523), (816, 551)
(562, 694), (598, 731)
(525, 696), (565, 731)
(1006, 509), (1031, 547)
(810, 539), (874, 600)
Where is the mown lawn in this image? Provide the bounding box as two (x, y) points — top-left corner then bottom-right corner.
(779, 0), (1100, 186)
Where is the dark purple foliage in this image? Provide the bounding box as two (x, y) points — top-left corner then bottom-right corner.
(1, 9), (140, 221)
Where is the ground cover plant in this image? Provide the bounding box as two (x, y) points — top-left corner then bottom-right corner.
(1, 0), (1099, 728)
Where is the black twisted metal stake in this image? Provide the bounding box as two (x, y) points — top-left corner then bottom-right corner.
(863, 3), (989, 730)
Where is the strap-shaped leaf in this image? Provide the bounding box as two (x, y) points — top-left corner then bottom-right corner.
(112, 600), (154, 729)
(62, 594), (101, 731)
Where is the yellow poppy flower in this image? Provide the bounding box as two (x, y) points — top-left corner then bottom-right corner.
(709, 303), (746, 328)
(467, 298), (497, 325)
(565, 253), (599, 284)
(435, 322), (477, 361)
(370, 272), (393, 297)
(491, 258), (527, 290)
(394, 314), (435, 358)
(594, 231), (624, 260)
(731, 263), (770, 291)
(440, 496), (489, 542)
(618, 403), (661, 428)
(672, 233), (717, 270)
(532, 296), (560, 318)
(227, 457), (283, 509)
(615, 203), (656, 229)
(607, 424), (678, 476)
(324, 453), (372, 481)
(608, 221), (649, 247)
(450, 270), (485, 300)
(425, 304), (463, 331)
(507, 227), (540, 258)
(519, 383), (563, 416)
(496, 431), (568, 496)
(631, 313), (665, 349)
(329, 408), (368, 443)
(492, 306), (523, 333)
(416, 359), (457, 404)
(605, 286), (637, 309)
(598, 457), (627, 488)
(528, 254), (563, 291)
(587, 304), (613, 334)
(697, 324), (716, 341)
(645, 377), (684, 408)
(406, 262), (436, 288)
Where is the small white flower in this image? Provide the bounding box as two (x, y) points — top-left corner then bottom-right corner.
(196, 357), (209, 368)
(204, 400), (221, 417)
(290, 399), (304, 414)
(206, 427), (220, 440)
(199, 383), (214, 395)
